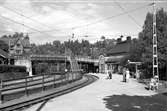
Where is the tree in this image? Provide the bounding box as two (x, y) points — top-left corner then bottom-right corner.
(129, 8), (167, 79)
(101, 36), (105, 40)
(0, 40), (9, 52)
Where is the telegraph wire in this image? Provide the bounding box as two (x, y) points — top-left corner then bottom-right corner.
(0, 20), (17, 33)
(1, 5), (77, 34)
(31, 3), (154, 34)
(6, 0), (167, 3)
(71, 3), (153, 29)
(0, 2), (154, 39)
(2, 6), (61, 31)
(114, 0), (142, 29)
(7, 2), (153, 34)
(0, 14), (57, 38)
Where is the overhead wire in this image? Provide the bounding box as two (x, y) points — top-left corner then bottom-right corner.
(114, 0), (142, 29)
(0, 2), (154, 39)
(71, 3), (153, 29)
(10, 0), (167, 3)
(0, 20), (17, 33)
(0, 14), (57, 38)
(2, 5), (61, 31)
(31, 3), (154, 34)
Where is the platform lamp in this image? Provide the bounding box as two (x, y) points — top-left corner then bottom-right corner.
(8, 36), (11, 65)
(64, 44), (68, 83)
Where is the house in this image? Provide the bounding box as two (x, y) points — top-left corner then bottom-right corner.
(0, 33), (31, 56)
(0, 33), (32, 75)
(106, 36), (132, 73)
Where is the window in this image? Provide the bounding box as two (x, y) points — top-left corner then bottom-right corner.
(16, 50), (21, 54)
(17, 44), (20, 47)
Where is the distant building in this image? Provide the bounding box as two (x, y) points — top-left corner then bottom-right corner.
(0, 33), (32, 75)
(0, 33), (31, 56)
(106, 36), (132, 73)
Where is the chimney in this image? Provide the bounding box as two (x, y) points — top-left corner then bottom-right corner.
(126, 36), (131, 42)
(117, 38), (122, 43)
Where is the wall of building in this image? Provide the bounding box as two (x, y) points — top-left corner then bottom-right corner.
(15, 59), (32, 76)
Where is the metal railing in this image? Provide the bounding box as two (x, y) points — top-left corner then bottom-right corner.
(0, 71), (82, 103)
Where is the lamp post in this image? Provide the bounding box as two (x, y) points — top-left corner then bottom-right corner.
(64, 45), (68, 83)
(8, 36), (11, 65)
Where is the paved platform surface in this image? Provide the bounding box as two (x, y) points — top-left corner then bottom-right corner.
(25, 73), (167, 111)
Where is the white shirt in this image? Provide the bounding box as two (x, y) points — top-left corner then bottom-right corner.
(126, 70), (130, 79)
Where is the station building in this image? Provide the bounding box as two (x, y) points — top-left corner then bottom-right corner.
(105, 36), (132, 74)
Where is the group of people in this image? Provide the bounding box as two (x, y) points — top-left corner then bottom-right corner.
(149, 75), (159, 91)
(123, 68), (130, 83)
(106, 67), (159, 91)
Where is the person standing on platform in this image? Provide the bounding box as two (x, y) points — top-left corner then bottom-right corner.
(109, 69), (112, 79)
(126, 68), (130, 83)
(110, 68), (113, 79)
(106, 69), (109, 79)
(136, 70), (140, 81)
(123, 67), (126, 82)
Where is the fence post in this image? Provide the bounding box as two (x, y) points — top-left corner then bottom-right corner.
(0, 80), (2, 104)
(54, 73), (56, 88)
(42, 73), (44, 91)
(63, 73), (66, 85)
(72, 72), (73, 82)
(25, 76), (28, 96)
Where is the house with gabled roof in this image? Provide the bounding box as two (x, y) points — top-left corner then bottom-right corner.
(0, 34), (31, 56)
(0, 33), (32, 75)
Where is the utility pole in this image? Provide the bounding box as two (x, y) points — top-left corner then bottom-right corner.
(152, 0), (159, 80)
(65, 46), (66, 71)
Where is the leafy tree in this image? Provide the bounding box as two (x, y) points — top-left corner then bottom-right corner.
(0, 39), (9, 52)
(129, 8), (167, 79)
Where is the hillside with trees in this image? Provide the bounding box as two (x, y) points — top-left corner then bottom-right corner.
(127, 8), (167, 80)
(30, 37), (116, 59)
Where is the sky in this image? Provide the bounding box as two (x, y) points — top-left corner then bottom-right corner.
(0, 0), (167, 44)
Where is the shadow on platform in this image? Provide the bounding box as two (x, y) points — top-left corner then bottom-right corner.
(103, 93), (167, 111)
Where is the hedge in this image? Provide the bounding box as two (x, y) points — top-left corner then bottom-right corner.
(0, 65), (28, 81)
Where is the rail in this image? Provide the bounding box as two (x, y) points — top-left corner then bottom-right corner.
(0, 75), (98, 111)
(0, 71), (82, 103)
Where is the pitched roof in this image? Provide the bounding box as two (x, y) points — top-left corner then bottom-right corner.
(106, 57), (122, 63)
(105, 55), (128, 63)
(0, 49), (8, 58)
(107, 41), (131, 56)
(0, 36), (30, 48)
(21, 38), (31, 48)
(0, 37), (19, 47)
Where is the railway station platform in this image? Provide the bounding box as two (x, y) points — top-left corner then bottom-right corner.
(25, 73), (167, 111)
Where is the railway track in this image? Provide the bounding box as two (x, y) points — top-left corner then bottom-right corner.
(2, 76), (62, 92)
(0, 74), (98, 111)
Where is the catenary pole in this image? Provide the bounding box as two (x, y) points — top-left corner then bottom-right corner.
(152, 0), (159, 80)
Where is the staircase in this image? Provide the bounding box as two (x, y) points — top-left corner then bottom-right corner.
(68, 56), (80, 72)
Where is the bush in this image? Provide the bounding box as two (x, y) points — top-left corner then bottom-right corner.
(0, 65), (28, 81)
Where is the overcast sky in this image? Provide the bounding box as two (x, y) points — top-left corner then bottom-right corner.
(0, 0), (167, 44)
